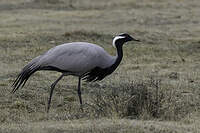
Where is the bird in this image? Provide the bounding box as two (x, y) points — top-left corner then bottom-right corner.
(12, 33), (140, 112)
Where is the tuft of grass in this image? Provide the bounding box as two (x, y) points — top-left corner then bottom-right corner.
(85, 77), (199, 121)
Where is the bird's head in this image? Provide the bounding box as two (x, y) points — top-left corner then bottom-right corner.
(112, 33), (140, 48)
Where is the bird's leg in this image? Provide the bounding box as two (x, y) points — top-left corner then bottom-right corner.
(47, 74), (64, 113)
(78, 77), (82, 104)
(77, 76), (83, 111)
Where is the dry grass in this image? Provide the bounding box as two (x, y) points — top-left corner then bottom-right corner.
(0, 0), (200, 132)
(1, 118), (200, 133)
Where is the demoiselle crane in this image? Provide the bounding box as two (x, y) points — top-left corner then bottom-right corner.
(12, 33), (140, 112)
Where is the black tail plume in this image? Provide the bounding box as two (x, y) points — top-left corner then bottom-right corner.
(12, 63), (40, 93)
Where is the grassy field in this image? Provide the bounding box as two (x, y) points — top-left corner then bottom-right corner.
(0, 0), (200, 132)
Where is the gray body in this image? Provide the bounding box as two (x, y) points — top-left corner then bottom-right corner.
(38, 42), (116, 75)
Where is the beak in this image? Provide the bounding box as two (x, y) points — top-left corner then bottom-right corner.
(129, 36), (140, 42)
(132, 38), (140, 42)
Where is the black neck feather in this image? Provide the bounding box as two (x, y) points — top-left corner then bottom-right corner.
(107, 44), (123, 74)
(82, 44), (124, 82)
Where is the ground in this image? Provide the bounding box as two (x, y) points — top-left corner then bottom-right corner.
(0, 0), (200, 132)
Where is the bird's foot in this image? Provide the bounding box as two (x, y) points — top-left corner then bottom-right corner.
(79, 104), (84, 112)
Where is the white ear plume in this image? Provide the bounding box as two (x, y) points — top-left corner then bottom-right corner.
(112, 36), (125, 48)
